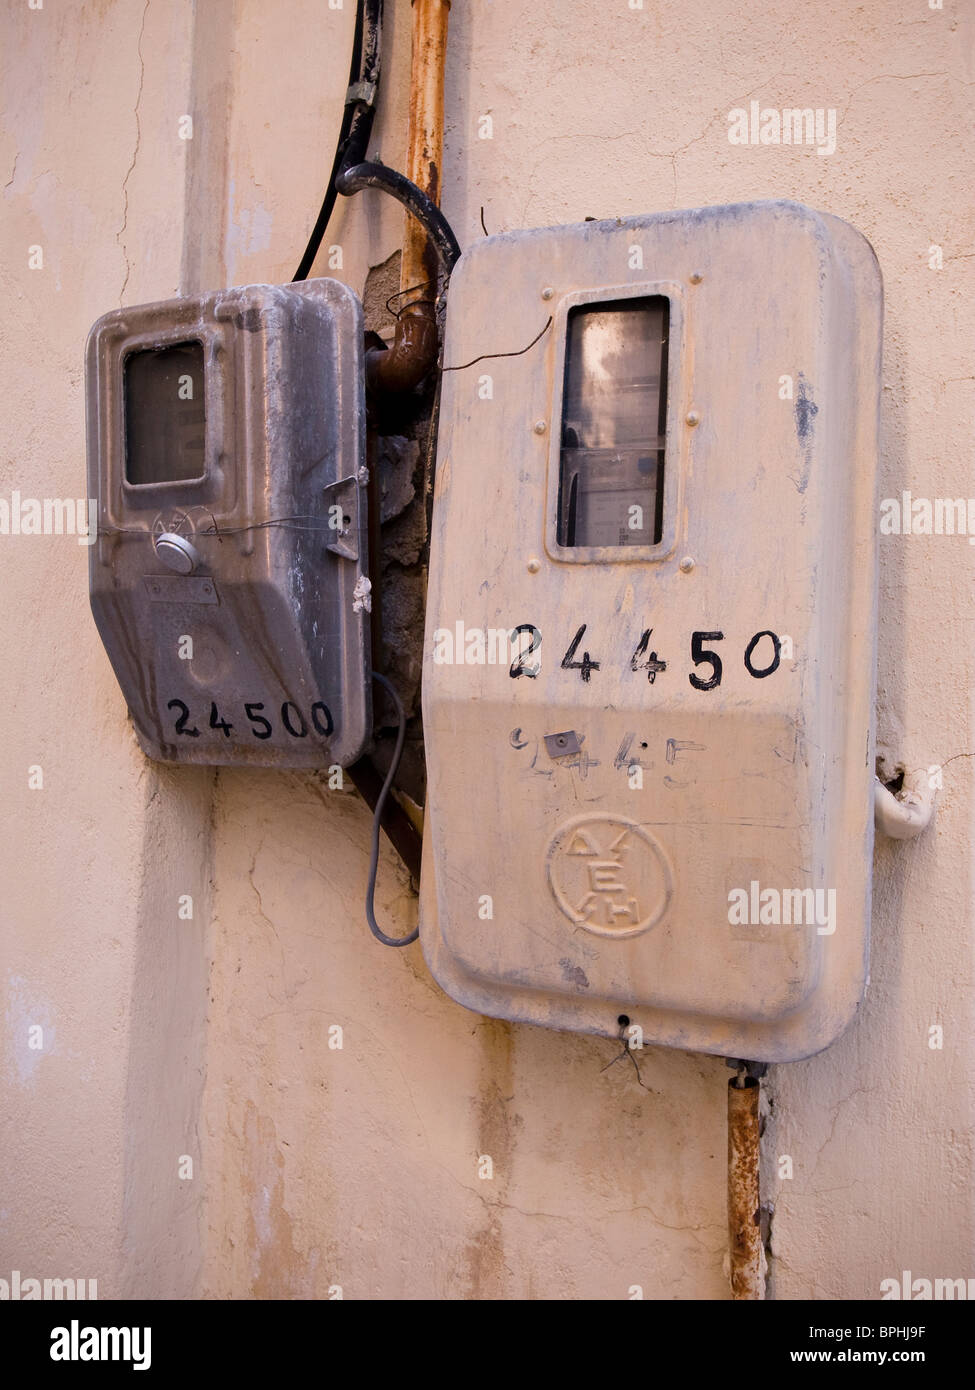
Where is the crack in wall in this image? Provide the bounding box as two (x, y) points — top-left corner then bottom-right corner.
(116, 0), (150, 306)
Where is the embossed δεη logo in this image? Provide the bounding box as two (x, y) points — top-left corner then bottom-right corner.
(546, 814), (673, 939)
(152, 507), (197, 540)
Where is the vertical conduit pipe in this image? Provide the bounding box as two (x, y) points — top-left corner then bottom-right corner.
(400, 0), (450, 305)
(728, 1073), (765, 1300)
(365, 0), (450, 393)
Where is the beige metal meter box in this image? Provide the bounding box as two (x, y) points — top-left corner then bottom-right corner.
(420, 200), (882, 1063)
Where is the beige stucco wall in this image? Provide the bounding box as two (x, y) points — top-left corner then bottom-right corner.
(1, 0), (972, 1300)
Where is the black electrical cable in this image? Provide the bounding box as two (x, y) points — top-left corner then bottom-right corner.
(293, 0), (461, 283)
(335, 162), (461, 274)
(365, 672), (418, 948)
(292, 2), (457, 948)
(441, 315), (553, 373)
(293, 0), (383, 282)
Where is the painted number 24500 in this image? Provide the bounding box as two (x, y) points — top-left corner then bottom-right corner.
(166, 698), (334, 739)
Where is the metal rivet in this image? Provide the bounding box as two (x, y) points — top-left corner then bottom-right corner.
(685, 411), (700, 427)
(527, 557), (541, 573)
(690, 270), (704, 284)
(679, 556), (695, 573)
(541, 286), (554, 300)
(533, 420), (547, 435)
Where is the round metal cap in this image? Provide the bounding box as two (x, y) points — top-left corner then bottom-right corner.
(154, 532), (201, 575)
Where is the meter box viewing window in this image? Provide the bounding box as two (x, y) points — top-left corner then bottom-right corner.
(86, 278), (370, 769)
(558, 296), (669, 550)
(420, 200), (882, 1063)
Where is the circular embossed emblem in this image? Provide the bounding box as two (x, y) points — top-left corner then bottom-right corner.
(152, 507), (198, 542)
(546, 814), (673, 939)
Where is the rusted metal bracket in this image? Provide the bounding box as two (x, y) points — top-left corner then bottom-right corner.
(322, 475), (363, 561)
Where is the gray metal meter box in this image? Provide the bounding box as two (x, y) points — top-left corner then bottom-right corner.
(420, 200), (882, 1063)
(86, 278), (370, 768)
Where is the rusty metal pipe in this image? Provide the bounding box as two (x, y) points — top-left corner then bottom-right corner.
(365, 309), (439, 394)
(400, 0), (450, 302)
(728, 1074), (765, 1300)
(367, 0), (450, 394)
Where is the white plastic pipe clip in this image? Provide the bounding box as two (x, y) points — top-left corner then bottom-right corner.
(874, 766), (936, 841)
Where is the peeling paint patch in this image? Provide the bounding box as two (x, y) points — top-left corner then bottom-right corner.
(235, 200), (273, 257)
(795, 372), (818, 442)
(468, 1019), (519, 1298)
(559, 957), (590, 989)
(242, 1102), (303, 1298)
(792, 372), (818, 495)
(225, 179), (274, 283)
(3, 974), (55, 1087)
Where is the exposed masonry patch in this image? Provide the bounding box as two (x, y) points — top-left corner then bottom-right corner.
(362, 252), (440, 805)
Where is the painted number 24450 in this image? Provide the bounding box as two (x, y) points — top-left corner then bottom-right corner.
(509, 624), (784, 687)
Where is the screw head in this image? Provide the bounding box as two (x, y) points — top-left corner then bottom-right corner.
(679, 556), (695, 573)
(527, 557), (541, 573)
(541, 286), (554, 300)
(685, 410), (700, 427)
(533, 419), (547, 435)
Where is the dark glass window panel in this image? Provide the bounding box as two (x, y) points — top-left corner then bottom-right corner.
(124, 342), (206, 485)
(557, 297), (669, 548)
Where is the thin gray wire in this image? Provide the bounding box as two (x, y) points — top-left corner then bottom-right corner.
(365, 671), (417, 947)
